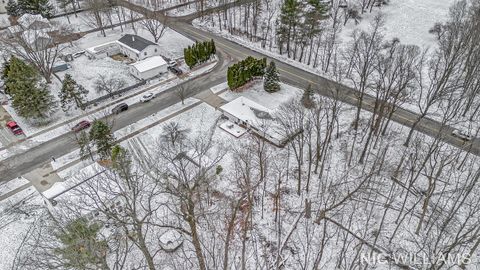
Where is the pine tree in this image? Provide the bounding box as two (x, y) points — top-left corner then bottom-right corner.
(301, 84), (315, 108)
(6, 0), (23, 17)
(6, 56), (56, 119)
(277, 0), (303, 55)
(1, 58), (11, 93)
(89, 120), (115, 160)
(54, 218), (108, 269)
(264, 61), (280, 93)
(18, 0), (53, 18)
(59, 74), (88, 112)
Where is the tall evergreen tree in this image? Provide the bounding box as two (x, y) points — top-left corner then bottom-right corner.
(264, 61), (280, 93)
(277, 0), (303, 56)
(89, 120), (115, 160)
(18, 0), (54, 18)
(6, 56), (56, 120)
(59, 74), (89, 112)
(54, 218), (108, 269)
(6, 0), (23, 17)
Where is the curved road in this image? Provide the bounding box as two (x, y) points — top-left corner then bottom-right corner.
(1, 1), (479, 182)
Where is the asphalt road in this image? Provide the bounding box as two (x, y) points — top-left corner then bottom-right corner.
(1, 1), (479, 181)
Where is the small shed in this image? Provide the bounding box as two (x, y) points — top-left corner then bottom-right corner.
(129, 56), (167, 80)
(52, 61), (71, 73)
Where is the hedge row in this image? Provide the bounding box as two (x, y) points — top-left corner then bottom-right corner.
(227, 57), (267, 89)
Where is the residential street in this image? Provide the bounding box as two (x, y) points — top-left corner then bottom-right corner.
(1, 0), (479, 183)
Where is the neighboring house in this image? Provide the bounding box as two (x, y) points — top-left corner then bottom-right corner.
(17, 14), (51, 29)
(6, 14), (53, 50)
(8, 14), (52, 34)
(0, 0), (7, 14)
(117, 34), (161, 61)
(129, 55), (167, 80)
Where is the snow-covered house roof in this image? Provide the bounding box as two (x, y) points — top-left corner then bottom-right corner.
(17, 14), (51, 30)
(220, 97), (297, 146)
(130, 55), (167, 73)
(117, 34), (156, 53)
(220, 97), (275, 128)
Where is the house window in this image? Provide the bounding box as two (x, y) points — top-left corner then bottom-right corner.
(144, 52), (147, 56)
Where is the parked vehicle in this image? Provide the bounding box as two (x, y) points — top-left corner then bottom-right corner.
(140, 93), (154, 102)
(6, 121), (23, 136)
(112, 103), (129, 114)
(167, 60), (177, 67)
(168, 66), (183, 75)
(71, 120), (91, 132)
(452, 129), (473, 141)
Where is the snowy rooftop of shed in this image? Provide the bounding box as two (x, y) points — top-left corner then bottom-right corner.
(130, 56), (167, 73)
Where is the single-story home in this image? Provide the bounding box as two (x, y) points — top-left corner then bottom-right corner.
(129, 55), (167, 80)
(219, 97), (300, 146)
(117, 34), (161, 61)
(85, 41), (121, 59)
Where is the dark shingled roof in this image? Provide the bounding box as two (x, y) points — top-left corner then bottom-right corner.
(118, 34), (156, 52)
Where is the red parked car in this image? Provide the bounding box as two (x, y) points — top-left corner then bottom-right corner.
(6, 121), (24, 136)
(71, 120), (91, 132)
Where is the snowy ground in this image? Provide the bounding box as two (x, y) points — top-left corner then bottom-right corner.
(0, 14), (9, 28)
(2, 77), (480, 268)
(339, 0), (455, 48)
(220, 81), (303, 110)
(55, 55), (139, 101)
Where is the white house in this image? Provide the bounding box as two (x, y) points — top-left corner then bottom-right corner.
(117, 34), (161, 61)
(129, 55), (167, 80)
(220, 97), (300, 146)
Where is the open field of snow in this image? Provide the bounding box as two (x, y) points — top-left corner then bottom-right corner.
(339, 0), (455, 47)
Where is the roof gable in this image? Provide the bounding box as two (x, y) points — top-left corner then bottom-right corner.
(118, 34), (156, 52)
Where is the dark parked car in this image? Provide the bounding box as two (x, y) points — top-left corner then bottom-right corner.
(112, 103), (129, 114)
(71, 120), (91, 132)
(168, 66), (183, 75)
(6, 121), (23, 136)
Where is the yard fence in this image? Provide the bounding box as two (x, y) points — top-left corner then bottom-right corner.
(84, 80), (146, 108)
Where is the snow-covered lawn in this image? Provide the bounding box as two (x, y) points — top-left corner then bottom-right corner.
(0, 14), (10, 28)
(339, 0), (455, 48)
(55, 55), (138, 101)
(220, 81), (303, 110)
